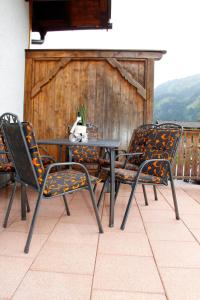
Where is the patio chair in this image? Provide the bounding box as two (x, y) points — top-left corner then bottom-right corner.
(97, 124), (159, 207)
(0, 113), (103, 253)
(100, 123), (183, 230)
(0, 130), (31, 220)
(0, 123), (57, 223)
(68, 124), (104, 177)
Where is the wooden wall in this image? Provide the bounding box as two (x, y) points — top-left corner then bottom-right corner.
(24, 49), (165, 159)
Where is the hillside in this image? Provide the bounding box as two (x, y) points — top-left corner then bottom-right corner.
(154, 74), (200, 122)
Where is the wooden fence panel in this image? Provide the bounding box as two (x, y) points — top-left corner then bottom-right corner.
(174, 129), (200, 181)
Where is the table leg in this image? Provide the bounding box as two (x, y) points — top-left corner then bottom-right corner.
(109, 148), (115, 227)
(68, 147), (72, 162)
(58, 145), (63, 162)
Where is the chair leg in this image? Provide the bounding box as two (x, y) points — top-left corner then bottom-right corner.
(114, 181), (121, 204)
(97, 179), (107, 208)
(63, 195), (70, 216)
(21, 184), (27, 220)
(3, 181), (17, 228)
(153, 185), (158, 201)
(93, 183), (97, 193)
(142, 184), (148, 206)
(121, 182), (137, 230)
(169, 169), (180, 220)
(88, 185), (103, 233)
(24, 191), (43, 253)
(21, 184), (30, 213)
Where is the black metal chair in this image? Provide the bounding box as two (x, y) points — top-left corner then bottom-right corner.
(97, 124), (159, 208)
(0, 124), (57, 223)
(100, 123), (183, 230)
(0, 130), (31, 220)
(0, 113), (103, 253)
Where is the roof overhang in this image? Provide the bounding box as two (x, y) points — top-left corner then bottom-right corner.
(28, 0), (112, 44)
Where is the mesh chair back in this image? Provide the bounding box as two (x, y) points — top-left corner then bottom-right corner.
(127, 123), (182, 165)
(0, 113), (40, 189)
(138, 123), (182, 183)
(22, 122), (45, 185)
(127, 124), (156, 165)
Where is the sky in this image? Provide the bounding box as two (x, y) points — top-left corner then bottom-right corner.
(31, 0), (200, 87)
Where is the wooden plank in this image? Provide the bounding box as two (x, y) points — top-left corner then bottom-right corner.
(184, 131), (192, 177)
(145, 59), (154, 123)
(25, 49), (166, 60)
(191, 132), (198, 177)
(176, 133), (184, 177)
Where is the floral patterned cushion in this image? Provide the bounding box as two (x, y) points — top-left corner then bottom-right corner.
(71, 145), (100, 163)
(101, 167), (166, 185)
(0, 133), (14, 172)
(128, 127), (156, 165)
(43, 169), (99, 197)
(114, 168), (165, 185)
(22, 122), (45, 185)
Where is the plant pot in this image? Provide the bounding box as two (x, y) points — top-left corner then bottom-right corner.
(74, 125), (87, 135)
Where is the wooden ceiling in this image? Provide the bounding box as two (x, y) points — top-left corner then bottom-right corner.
(28, 0), (112, 43)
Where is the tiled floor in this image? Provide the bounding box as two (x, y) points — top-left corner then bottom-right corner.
(0, 181), (200, 299)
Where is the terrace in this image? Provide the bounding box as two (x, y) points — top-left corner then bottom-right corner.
(1, 1), (200, 299)
(0, 181), (200, 299)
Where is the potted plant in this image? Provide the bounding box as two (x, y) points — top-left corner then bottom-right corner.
(69, 104), (88, 142)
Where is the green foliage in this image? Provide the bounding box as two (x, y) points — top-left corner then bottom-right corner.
(78, 104), (87, 126)
(154, 74), (200, 122)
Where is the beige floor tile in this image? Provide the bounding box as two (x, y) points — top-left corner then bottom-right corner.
(145, 222), (195, 241)
(182, 186), (200, 204)
(191, 229), (200, 242)
(137, 196), (172, 211)
(102, 215), (145, 233)
(0, 256), (33, 298)
(0, 208), (21, 228)
(98, 231), (152, 256)
(6, 215), (59, 234)
(31, 240), (97, 275)
(93, 254), (164, 293)
(140, 210), (178, 223)
(68, 190), (95, 211)
(13, 271), (92, 300)
(0, 185), (21, 210)
(103, 199), (140, 218)
(0, 231), (48, 258)
(181, 214), (200, 229)
(92, 290), (166, 300)
(31, 197), (65, 218)
(60, 208), (99, 225)
(151, 240), (200, 268)
(160, 189), (200, 214)
(48, 222), (99, 245)
(160, 267), (200, 300)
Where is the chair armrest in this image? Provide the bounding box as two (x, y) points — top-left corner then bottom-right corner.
(134, 158), (172, 183)
(116, 152), (143, 168)
(116, 152), (143, 159)
(41, 162), (95, 194)
(139, 158), (171, 170)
